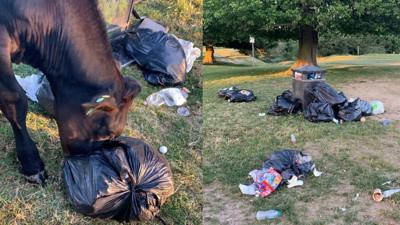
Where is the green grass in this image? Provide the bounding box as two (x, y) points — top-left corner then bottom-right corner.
(203, 54), (400, 224)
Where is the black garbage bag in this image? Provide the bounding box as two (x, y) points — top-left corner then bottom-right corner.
(226, 89), (256, 102)
(123, 18), (187, 86)
(217, 86), (240, 98)
(262, 150), (314, 181)
(217, 87), (256, 102)
(63, 137), (174, 222)
(309, 83), (347, 106)
(337, 98), (372, 122)
(268, 90), (302, 116)
(304, 102), (335, 122)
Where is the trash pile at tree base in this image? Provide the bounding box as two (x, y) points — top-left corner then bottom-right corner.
(268, 82), (384, 123)
(239, 150), (322, 197)
(217, 86), (257, 102)
(63, 136), (174, 222)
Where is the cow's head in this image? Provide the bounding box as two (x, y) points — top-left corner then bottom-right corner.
(80, 76), (141, 142)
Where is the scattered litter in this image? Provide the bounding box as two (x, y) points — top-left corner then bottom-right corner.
(15, 74), (42, 102)
(145, 88), (189, 107)
(16, 73), (56, 116)
(159, 145), (168, 154)
(373, 188), (400, 202)
(218, 86), (256, 103)
(239, 184), (257, 196)
(370, 100), (385, 115)
(121, 18), (200, 86)
(287, 176), (303, 188)
(382, 180), (392, 186)
(177, 106), (191, 117)
(268, 90), (302, 116)
(239, 150), (320, 198)
(269, 82), (377, 123)
(259, 113), (266, 117)
(382, 119), (391, 127)
(340, 208), (347, 212)
(256, 210), (282, 220)
(63, 137), (174, 221)
(290, 134), (296, 144)
(313, 168), (323, 177)
(353, 193), (360, 201)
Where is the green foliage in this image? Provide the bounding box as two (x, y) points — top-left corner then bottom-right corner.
(135, 0), (203, 46)
(204, 0), (400, 49)
(319, 34), (400, 56)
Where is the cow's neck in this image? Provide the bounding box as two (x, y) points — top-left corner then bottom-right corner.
(32, 0), (124, 101)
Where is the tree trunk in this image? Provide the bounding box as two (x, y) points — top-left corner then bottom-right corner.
(292, 26), (318, 68)
(203, 46), (215, 64)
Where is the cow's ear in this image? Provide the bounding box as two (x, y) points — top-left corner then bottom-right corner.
(82, 95), (118, 116)
(122, 76), (141, 102)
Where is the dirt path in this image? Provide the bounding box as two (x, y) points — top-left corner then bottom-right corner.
(339, 79), (400, 121)
(203, 183), (254, 225)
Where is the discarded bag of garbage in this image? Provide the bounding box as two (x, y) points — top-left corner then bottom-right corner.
(144, 88), (189, 107)
(15, 73), (56, 117)
(268, 90), (302, 116)
(304, 102), (335, 122)
(218, 86), (256, 102)
(123, 18), (187, 86)
(262, 150), (315, 181)
(239, 150), (321, 197)
(337, 98), (372, 122)
(307, 83), (347, 106)
(63, 137), (174, 222)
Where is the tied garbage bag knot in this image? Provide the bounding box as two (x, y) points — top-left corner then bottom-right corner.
(63, 137), (174, 222)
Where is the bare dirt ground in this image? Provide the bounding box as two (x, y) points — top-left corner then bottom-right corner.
(203, 183), (254, 225)
(340, 79), (400, 121)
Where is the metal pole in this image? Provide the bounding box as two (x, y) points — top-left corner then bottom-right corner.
(252, 42), (255, 66)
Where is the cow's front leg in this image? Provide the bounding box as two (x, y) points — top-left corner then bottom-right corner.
(0, 31), (47, 185)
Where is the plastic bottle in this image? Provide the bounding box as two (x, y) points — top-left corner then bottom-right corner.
(256, 210), (282, 220)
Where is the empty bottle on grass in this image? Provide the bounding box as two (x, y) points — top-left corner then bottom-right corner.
(256, 210), (282, 220)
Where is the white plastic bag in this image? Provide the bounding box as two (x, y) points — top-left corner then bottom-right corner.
(145, 88), (189, 107)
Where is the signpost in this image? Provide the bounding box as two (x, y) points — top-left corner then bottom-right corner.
(250, 36), (255, 66)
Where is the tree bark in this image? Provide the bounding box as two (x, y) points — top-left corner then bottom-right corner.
(292, 26), (318, 68)
(203, 46), (215, 64)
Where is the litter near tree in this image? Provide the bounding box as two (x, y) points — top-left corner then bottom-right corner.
(239, 150), (321, 197)
(268, 90), (302, 116)
(218, 86), (257, 102)
(63, 137), (174, 222)
(269, 74), (382, 123)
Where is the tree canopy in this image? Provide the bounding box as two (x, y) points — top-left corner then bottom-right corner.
(204, 0), (400, 66)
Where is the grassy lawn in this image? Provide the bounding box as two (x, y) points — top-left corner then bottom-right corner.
(0, 63), (202, 225)
(203, 54), (400, 225)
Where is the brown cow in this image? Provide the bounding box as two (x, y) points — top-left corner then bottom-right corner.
(0, 0), (141, 184)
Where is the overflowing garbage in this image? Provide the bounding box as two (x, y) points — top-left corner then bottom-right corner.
(268, 82), (384, 123)
(63, 137), (174, 222)
(113, 18), (201, 86)
(239, 150), (321, 197)
(218, 86), (257, 103)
